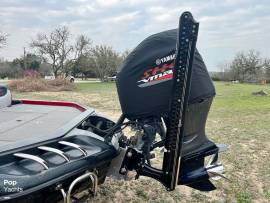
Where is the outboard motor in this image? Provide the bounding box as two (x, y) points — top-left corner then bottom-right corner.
(116, 12), (227, 191)
(117, 30), (215, 156)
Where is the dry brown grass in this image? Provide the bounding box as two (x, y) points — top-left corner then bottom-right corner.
(8, 78), (75, 92)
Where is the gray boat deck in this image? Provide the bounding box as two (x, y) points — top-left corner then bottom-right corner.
(0, 104), (82, 147)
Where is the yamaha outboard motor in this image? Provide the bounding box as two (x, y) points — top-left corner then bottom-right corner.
(116, 12), (227, 191)
(117, 30), (215, 156)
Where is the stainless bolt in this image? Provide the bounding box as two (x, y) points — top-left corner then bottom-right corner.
(120, 168), (127, 173)
(127, 152), (133, 158)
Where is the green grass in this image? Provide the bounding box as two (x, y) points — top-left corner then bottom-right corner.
(213, 82), (270, 112)
(76, 82), (116, 92)
(13, 81), (270, 203)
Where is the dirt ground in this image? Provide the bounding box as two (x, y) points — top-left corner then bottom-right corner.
(13, 82), (270, 203)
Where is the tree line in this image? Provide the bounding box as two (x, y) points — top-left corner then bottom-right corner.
(1, 28), (269, 83)
(0, 27), (127, 80)
(213, 50), (270, 83)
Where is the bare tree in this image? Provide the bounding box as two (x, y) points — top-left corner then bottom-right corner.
(74, 35), (92, 59)
(31, 26), (73, 78)
(215, 61), (232, 81)
(116, 49), (130, 70)
(229, 52), (245, 81)
(0, 31), (8, 49)
(68, 35), (92, 78)
(91, 45), (121, 81)
(121, 50), (130, 60)
(12, 53), (41, 71)
(264, 58), (270, 81)
(229, 50), (262, 82)
(244, 50), (262, 81)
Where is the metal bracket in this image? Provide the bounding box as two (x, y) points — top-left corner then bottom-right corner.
(58, 141), (87, 156)
(217, 143), (229, 153)
(38, 146), (70, 162)
(60, 188), (67, 203)
(67, 172), (98, 203)
(56, 172), (98, 203)
(14, 153), (49, 170)
(206, 163), (229, 181)
(204, 143), (229, 182)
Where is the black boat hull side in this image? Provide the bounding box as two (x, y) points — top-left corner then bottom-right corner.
(0, 135), (118, 202)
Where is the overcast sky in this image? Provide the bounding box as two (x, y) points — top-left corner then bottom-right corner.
(0, 0), (269, 71)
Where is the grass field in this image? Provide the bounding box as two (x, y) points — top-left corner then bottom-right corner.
(13, 82), (270, 203)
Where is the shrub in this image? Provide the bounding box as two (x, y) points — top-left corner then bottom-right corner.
(23, 70), (40, 78)
(211, 76), (221, 81)
(8, 78), (75, 92)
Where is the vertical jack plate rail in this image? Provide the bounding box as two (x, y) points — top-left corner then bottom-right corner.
(162, 11), (199, 191)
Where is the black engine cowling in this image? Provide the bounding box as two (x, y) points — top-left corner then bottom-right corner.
(116, 29), (215, 120)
